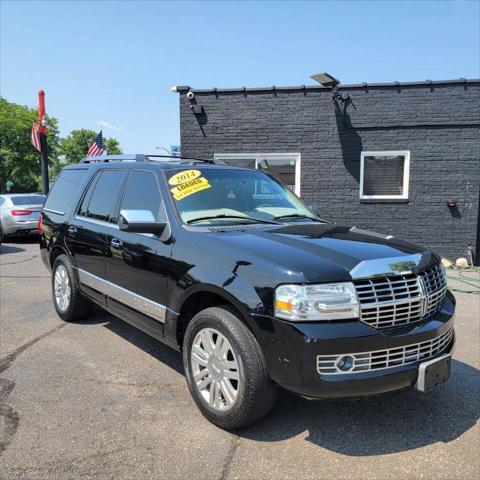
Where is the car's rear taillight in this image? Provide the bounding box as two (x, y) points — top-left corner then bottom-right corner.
(38, 214), (43, 234)
(11, 209), (33, 216)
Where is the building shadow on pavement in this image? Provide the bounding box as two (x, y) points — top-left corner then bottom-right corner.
(0, 244), (26, 254)
(0, 236), (38, 254)
(1, 235), (39, 244)
(86, 308), (479, 455)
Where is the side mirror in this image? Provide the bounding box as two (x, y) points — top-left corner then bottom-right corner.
(118, 209), (166, 234)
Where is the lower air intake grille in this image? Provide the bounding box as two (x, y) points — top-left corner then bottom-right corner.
(316, 328), (453, 375)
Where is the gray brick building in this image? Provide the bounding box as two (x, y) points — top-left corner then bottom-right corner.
(175, 78), (480, 263)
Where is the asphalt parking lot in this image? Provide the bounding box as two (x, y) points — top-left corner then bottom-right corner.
(0, 239), (479, 480)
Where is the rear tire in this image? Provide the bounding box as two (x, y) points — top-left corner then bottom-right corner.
(183, 306), (278, 429)
(52, 254), (92, 322)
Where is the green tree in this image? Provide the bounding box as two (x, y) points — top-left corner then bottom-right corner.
(59, 129), (122, 165)
(0, 97), (60, 193)
(104, 137), (121, 155)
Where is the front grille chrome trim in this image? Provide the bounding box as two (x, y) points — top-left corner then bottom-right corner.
(316, 328), (454, 375)
(353, 264), (447, 329)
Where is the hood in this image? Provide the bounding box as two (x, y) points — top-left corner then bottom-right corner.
(210, 223), (437, 283)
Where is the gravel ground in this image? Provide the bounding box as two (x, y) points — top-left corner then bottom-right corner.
(0, 239), (479, 480)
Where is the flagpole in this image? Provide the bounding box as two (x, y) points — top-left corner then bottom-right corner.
(39, 131), (49, 194)
(38, 90), (49, 195)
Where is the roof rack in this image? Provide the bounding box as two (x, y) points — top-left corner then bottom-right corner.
(79, 154), (215, 164)
(147, 154), (215, 164)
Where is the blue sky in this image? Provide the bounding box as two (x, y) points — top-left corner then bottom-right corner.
(1, 0), (479, 154)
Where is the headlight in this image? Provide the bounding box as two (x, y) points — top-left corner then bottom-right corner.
(274, 283), (359, 321)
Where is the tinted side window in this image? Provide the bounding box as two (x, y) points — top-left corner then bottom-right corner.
(120, 171), (165, 221)
(81, 170), (126, 222)
(44, 169), (88, 214)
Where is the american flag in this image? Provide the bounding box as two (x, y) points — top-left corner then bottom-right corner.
(87, 130), (104, 156)
(31, 123), (41, 152)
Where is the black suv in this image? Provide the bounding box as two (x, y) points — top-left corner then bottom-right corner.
(40, 154), (455, 429)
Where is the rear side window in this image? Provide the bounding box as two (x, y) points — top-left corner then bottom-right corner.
(44, 169), (88, 214)
(11, 195), (46, 205)
(79, 170), (126, 222)
(120, 171), (166, 221)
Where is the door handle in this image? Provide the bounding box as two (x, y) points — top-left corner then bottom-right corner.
(68, 225), (78, 236)
(110, 238), (123, 249)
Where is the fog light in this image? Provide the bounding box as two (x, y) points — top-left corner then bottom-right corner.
(336, 355), (354, 372)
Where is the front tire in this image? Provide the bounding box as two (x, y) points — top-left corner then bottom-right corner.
(183, 306), (277, 429)
(52, 255), (92, 322)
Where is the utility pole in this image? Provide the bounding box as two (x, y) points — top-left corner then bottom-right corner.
(38, 90), (49, 194)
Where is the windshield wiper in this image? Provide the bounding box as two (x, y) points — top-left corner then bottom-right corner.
(186, 214), (280, 225)
(272, 213), (324, 222)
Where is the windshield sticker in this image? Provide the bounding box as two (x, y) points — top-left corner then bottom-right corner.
(168, 169), (201, 186)
(170, 177), (211, 201)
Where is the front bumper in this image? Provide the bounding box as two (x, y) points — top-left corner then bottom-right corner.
(250, 291), (455, 399)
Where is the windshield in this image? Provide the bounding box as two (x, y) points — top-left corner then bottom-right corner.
(165, 167), (318, 225)
(10, 195), (46, 205)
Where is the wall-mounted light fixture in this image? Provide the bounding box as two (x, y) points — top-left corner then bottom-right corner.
(311, 72), (340, 88)
(311, 72), (349, 102)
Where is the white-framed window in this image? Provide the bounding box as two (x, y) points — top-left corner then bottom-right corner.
(213, 153), (302, 197)
(360, 150), (410, 200)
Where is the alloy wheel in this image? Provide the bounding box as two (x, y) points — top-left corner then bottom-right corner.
(190, 327), (240, 411)
(54, 264), (71, 312)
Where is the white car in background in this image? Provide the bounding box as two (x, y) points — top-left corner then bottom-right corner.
(0, 193), (46, 243)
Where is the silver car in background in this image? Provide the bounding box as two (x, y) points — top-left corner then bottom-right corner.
(0, 193), (46, 242)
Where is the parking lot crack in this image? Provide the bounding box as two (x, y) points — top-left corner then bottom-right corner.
(0, 376), (19, 456)
(0, 403), (19, 455)
(0, 254), (39, 266)
(0, 324), (68, 457)
(0, 323), (67, 374)
(6, 444), (146, 474)
(220, 435), (241, 480)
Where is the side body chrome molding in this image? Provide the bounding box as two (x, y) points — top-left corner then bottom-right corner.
(43, 208), (66, 215)
(76, 268), (178, 323)
(74, 215), (120, 230)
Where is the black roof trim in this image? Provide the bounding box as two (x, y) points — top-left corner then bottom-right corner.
(175, 78), (479, 94)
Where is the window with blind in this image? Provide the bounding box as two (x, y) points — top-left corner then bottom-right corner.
(360, 151), (410, 200)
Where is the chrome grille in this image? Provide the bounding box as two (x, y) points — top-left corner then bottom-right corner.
(354, 273), (420, 304)
(420, 264), (447, 294)
(317, 328), (453, 375)
(353, 264), (447, 329)
(420, 265), (448, 317)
